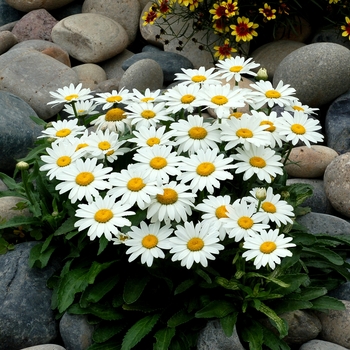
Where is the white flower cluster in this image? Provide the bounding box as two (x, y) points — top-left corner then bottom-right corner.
(39, 56), (324, 270)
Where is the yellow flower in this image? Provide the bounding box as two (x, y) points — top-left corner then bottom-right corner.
(259, 3), (277, 20)
(230, 16), (259, 42)
(214, 39), (237, 60)
(141, 6), (160, 25)
(341, 17), (350, 39)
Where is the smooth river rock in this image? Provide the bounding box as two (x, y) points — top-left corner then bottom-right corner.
(5, 0), (75, 12)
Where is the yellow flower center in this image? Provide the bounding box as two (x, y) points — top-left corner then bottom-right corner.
(237, 216), (253, 229)
(142, 234), (158, 249)
(76, 143), (88, 151)
(141, 110), (156, 119)
(260, 120), (276, 132)
(229, 112), (243, 119)
(56, 156), (71, 167)
(188, 126), (208, 140)
(215, 205), (228, 219)
(105, 108), (126, 121)
(181, 94), (196, 104)
(187, 237), (204, 251)
(236, 128), (253, 138)
(265, 90), (281, 98)
(192, 75), (207, 82)
(56, 128), (71, 138)
(156, 188), (178, 204)
(127, 177), (146, 192)
(149, 156), (167, 169)
(230, 65), (243, 72)
(292, 105), (304, 112)
(211, 95), (228, 105)
(106, 149), (114, 156)
(146, 137), (161, 146)
(249, 156), (266, 168)
(94, 209), (113, 223)
(196, 162), (215, 176)
(98, 141), (111, 151)
(77, 109), (85, 114)
(261, 201), (276, 213)
(141, 97), (154, 102)
(65, 94), (79, 101)
(75, 171), (95, 186)
(260, 241), (277, 254)
(291, 123), (306, 135)
(106, 95), (122, 103)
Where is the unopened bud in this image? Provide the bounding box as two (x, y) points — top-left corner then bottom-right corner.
(255, 187), (267, 201)
(256, 68), (268, 81)
(16, 161), (29, 170)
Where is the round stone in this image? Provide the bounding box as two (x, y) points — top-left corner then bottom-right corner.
(5, 0), (75, 12)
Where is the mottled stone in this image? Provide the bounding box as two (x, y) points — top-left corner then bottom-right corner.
(51, 13), (129, 63)
(59, 313), (94, 350)
(72, 63), (107, 90)
(324, 153), (350, 218)
(0, 196), (31, 221)
(122, 51), (192, 83)
(197, 320), (245, 350)
(11, 9), (58, 42)
(300, 339), (349, 350)
(296, 212), (350, 236)
(285, 145), (338, 178)
(0, 30), (18, 54)
(0, 0), (23, 27)
(273, 43), (350, 107)
(99, 49), (134, 81)
(312, 28), (350, 50)
(0, 242), (59, 349)
(82, 0), (141, 45)
(325, 89), (350, 154)
(0, 48), (79, 120)
(119, 58), (163, 91)
(329, 282), (350, 303)
(5, 0), (75, 12)
(0, 91), (43, 171)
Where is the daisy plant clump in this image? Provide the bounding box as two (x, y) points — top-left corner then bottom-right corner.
(142, 0), (350, 61)
(1, 57), (350, 350)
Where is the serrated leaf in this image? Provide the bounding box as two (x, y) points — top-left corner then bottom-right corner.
(153, 327), (176, 350)
(69, 303), (123, 321)
(262, 326), (290, 350)
(174, 279), (195, 295)
(295, 287), (327, 301)
(54, 216), (77, 236)
(302, 246), (344, 266)
(270, 274), (309, 295)
(195, 300), (236, 319)
(0, 172), (21, 190)
(272, 299), (313, 315)
(167, 308), (194, 327)
(311, 296), (345, 311)
(0, 215), (39, 229)
(241, 319), (264, 350)
(220, 312), (238, 337)
(93, 321), (125, 343)
(121, 314), (160, 350)
(123, 273), (150, 304)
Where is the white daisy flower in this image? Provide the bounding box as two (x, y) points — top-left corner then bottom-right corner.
(222, 198), (270, 242)
(133, 145), (183, 185)
(232, 145), (284, 183)
(146, 181), (196, 224)
(178, 148), (234, 194)
(85, 129), (129, 162)
(74, 194), (135, 241)
(170, 114), (221, 154)
(196, 195), (232, 240)
(220, 113), (271, 151)
(284, 99), (319, 115)
(242, 229), (296, 270)
(94, 87), (134, 110)
(107, 164), (162, 209)
(131, 88), (162, 103)
(128, 125), (175, 148)
(248, 187), (294, 227)
(274, 111), (324, 147)
(195, 83), (246, 119)
(169, 221), (224, 269)
(39, 139), (84, 180)
(124, 221), (173, 267)
(159, 83), (202, 114)
(90, 107), (131, 134)
(215, 56), (260, 83)
(55, 157), (113, 204)
(47, 83), (93, 107)
(174, 66), (222, 86)
(38, 119), (86, 141)
(111, 232), (130, 245)
(249, 80), (296, 109)
(125, 101), (173, 130)
(70, 130), (90, 158)
(63, 99), (97, 118)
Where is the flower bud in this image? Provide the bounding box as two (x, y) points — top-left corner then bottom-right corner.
(256, 68), (268, 81)
(255, 187), (267, 201)
(16, 161), (29, 170)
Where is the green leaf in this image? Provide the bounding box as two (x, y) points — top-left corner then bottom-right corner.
(93, 321), (125, 343)
(87, 340), (121, 350)
(262, 326), (290, 350)
(121, 314), (160, 350)
(29, 114), (47, 127)
(270, 274), (309, 295)
(295, 287), (327, 301)
(153, 327), (176, 350)
(272, 299), (313, 315)
(167, 308), (194, 327)
(68, 303), (124, 321)
(302, 246), (344, 266)
(241, 319), (264, 350)
(215, 276), (241, 290)
(0, 215), (39, 230)
(29, 242), (56, 268)
(54, 216), (77, 236)
(0, 172), (21, 191)
(195, 268), (212, 284)
(123, 272), (150, 304)
(311, 296), (345, 311)
(220, 312), (238, 337)
(195, 300), (236, 319)
(174, 279), (195, 295)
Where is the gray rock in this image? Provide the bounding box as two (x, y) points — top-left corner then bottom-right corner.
(99, 49), (134, 80)
(273, 43), (350, 107)
(0, 31), (18, 55)
(300, 339), (349, 350)
(0, 0), (23, 27)
(122, 51), (193, 83)
(142, 44), (163, 53)
(59, 313), (94, 350)
(324, 153), (350, 218)
(50, 0), (84, 21)
(0, 91), (43, 171)
(0, 48), (79, 120)
(5, 0), (75, 12)
(329, 282), (350, 302)
(287, 179), (334, 214)
(296, 212), (350, 235)
(19, 345), (66, 350)
(0, 196), (31, 221)
(119, 58), (163, 91)
(312, 28), (350, 50)
(325, 89), (350, 154)
(197, 320), (245, 350)
(0, 241), (59, 350)
(72, 63), (107, 90)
